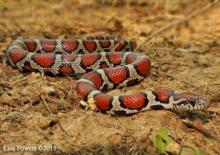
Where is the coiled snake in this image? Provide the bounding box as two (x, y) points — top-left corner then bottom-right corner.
(6, 36), (208, 115)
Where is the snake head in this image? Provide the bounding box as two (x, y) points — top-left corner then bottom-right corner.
(173, 93), (209, 111)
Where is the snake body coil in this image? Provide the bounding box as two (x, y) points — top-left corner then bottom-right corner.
(7, 36), (207, 115)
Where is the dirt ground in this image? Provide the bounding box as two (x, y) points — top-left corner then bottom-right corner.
(0, 0), (220, 155)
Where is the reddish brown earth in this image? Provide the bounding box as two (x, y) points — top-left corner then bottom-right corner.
(0, 0), (219, 155)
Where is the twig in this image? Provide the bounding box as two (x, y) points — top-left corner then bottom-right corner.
(182, 119), (220, 142)
(10, 75), (30, 86)
(95, 12), (117, 30)
(40, 94), (70, 136)
(202, 82), (208, 96)
(134, 0), (219, 52)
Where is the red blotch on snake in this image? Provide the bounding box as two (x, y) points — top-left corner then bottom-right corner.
(82, 53), (100, 67)
(107, 52), (122, 65)
(94, 93), (112, 111)
(10, 49), (26, 64)
(105, 66), (128, 85)
(120, 93), (147, 110)
(41, 40), (56, 52)
(99, 40), (111, 48)
(83, 40), (97, 52)
(114, 41), (126, 51)
(32, 54), (55, 68)
(24, 40), (37, 52)
(83, 72), (103, 89)
(76, 82), (95, 99)
(59, 65), (74, 74)
(135, 58), (151, 76)
(154, 89), (174, 103)
(62, 40), (78, 53)
(126, 54), (137, 64)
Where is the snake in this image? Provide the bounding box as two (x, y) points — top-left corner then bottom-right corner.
(6, 36), (208, 115)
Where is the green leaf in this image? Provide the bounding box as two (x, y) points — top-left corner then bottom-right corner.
(154, 127), (178, 154)
(154, 135), (167, 154)
(158, 127), (175, 145)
